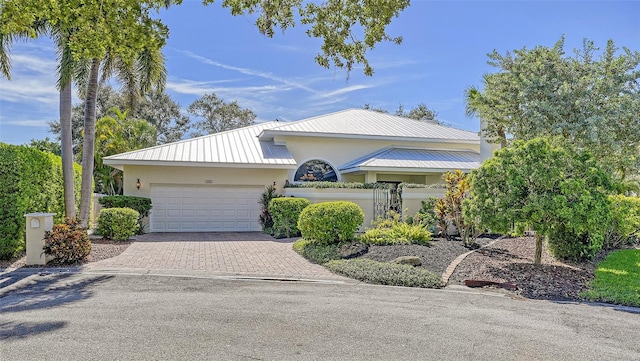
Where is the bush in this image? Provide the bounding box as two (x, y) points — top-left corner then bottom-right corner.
(292, 239), (343, 264)
(99, 195), (152, 234)
(360, 212), (431, 245)
(408, 197), (439, 232)
(325, 259), (443, 288)
(0, 144), (82, 259)
(268, 197), (310, 238)
(604, 194), (640, 249)
(259, 184), (282, 236)
(298, 201), (364, 243)
(43, 218), (91, 264)
(97, 208), (139, 241)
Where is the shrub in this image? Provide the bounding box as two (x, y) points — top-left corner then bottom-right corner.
(408, 197), (439, 232)
(259, 184), (282, 236)
(99, 195), (152, 234)
(0, 144), (82, 259)
(604, 194), (640, 249)
(361, 212), (431, 245)
(269, 197), (310, 238)
(298, 201), (364, 243)
(292, 239), (343, 264)
(325, 258), (443, 288)
(43, 218), (91, 264)
(97, 208), (139, 241)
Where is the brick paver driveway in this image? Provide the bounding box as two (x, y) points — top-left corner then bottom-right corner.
(85, 232), (349, 282)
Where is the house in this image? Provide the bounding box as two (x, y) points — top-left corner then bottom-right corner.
(104, 109), (495, 232)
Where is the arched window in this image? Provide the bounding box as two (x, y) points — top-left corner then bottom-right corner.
(294, 160), (338, 182)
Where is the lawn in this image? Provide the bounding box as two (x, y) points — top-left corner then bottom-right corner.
(582, 249), (640, 307)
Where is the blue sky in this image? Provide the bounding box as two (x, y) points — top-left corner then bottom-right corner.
(1, 0), (638, 145)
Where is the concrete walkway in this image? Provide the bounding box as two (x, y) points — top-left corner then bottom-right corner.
(84, 232), (350, 282)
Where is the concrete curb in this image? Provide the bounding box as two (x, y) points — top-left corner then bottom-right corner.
(440, 236), (506, 285)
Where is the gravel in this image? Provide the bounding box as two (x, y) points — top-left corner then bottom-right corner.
(0, 238), (132, 268)
(362, 237), (493, 276)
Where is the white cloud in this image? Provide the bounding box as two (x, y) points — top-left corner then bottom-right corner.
(3, 119), (51, 127)
(177, 50), (320, 95)
(317, 84), (372, 98)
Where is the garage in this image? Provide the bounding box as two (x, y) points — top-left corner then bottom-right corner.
(150, 184), (263, 232)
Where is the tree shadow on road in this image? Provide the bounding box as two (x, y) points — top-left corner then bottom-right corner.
(0, 272), (113, 313)
(0, 320), (67, 340)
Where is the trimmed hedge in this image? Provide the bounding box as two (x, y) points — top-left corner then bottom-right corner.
(269, 197), (310, 238)
(0, 143), (82, 259)
(605, 194), (640, 249)
(284, 181), (385, 189)
(97, 208), (140, 241)
(326, 258), (443, 288)
(298, 201), (364, 243)
(99, 195), (152, 234)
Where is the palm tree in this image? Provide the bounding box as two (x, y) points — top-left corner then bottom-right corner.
(94, 108), (157, 195)
(77, 45), (167, 226)
(1, 18), (78, 218)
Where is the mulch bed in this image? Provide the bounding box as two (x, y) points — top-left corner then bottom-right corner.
(0, 239), (132, 269)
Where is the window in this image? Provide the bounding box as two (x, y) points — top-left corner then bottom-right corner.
(294, 160), (338, 182)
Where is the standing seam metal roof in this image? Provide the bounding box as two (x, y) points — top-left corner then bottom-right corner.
(260, 108), (479, 142)
(103, 121), (295, 165)
(340, 147), (481, 171)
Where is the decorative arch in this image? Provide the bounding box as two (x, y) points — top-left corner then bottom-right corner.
(294, 159), (338, 182)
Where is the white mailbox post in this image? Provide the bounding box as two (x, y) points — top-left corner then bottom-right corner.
(25, 213), (56, 265)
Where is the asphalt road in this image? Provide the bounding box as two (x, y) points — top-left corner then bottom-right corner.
(1, 272), (638, 360)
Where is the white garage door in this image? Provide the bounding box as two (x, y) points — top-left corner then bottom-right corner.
(150, 184), (263, 232)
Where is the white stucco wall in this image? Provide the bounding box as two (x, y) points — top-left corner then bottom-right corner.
(122, 165), (290, 197)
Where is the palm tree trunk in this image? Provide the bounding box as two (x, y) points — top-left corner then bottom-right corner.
(78, 58), (100, 228)
(60, 80), (76, 218)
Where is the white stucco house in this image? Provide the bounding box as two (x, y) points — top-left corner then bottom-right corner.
(104, 109), (497, 232)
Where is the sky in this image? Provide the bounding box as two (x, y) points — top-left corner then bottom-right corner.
(0, 0), (639, 145)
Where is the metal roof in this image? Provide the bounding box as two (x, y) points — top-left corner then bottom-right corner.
(104, 122), (296, 167)
(340, 147), (481, 173)
(260, 109), (479, 143)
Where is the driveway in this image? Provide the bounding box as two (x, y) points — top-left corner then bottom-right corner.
(84, 232), (349, 282)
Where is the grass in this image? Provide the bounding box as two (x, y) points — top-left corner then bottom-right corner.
(581, 249), (640, 307)
(325, 258), (443, 288)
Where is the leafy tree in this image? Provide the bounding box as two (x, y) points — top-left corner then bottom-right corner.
(27, 137), (61, 156)
(50, 85), (190, 152)
(466, 37), (640, 179)
(363, 103), (441, 124)
(188, 93), (256, 136)
(209, 0), (410, 76)
(465, 137), (613, 263)
(94, 108), (157, 195)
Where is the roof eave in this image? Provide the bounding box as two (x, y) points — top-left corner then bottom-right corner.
(340, 165), (479, 174)
(103, 159), (297, 169)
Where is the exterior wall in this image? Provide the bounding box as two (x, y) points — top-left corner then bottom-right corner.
(280, 136), (480, 181)
(283, 188), (376, 231)
(122, 165), (290, 197)
(401, 187), (446, 218)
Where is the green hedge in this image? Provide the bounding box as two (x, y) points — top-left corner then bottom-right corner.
(298, 201), (364, 243)
(284, 181), (385, 189)
(97, 208), (140, 241)
(0, 143), (82, 259)
(605, 194), (640, 249)
(269, 197), (310, 238)
(99, 195), (152, 234)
